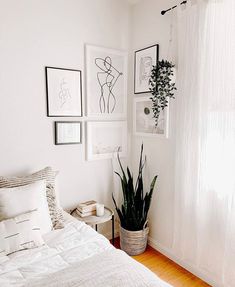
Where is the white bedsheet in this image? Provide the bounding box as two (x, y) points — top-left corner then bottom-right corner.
(0, 213), (171, 287)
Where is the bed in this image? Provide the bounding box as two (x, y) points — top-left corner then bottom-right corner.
(0, 167), (172, 287)
(0, 211), (171, 287)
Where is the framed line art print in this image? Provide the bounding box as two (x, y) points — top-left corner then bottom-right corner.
(55, 121), (82, 145)
(133, 97), (169, 138)
(134, 44), (159, 94)
(46, 67), (82, 117)
(86, 121), (127, 161)
(85, 45), (128, 118)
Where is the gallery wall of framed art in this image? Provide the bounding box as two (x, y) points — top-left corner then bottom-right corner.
(45, 43), (168, 154)
(44, 42), (169, 155)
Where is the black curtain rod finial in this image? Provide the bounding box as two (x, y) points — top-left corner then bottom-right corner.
(161, 0), (187, 16)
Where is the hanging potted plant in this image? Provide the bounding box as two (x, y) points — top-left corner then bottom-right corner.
(149, 60), (177, 126)
(112, 144), (157, 256)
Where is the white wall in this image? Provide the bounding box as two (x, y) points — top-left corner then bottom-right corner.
(0, 0), (180, 261)
(0, 0), (129, 218)
(129, 0), (177, 250)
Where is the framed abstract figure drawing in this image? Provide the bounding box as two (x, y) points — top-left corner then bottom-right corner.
(134, 44), (159, 94)
(133, 97), (169, 138)
(46, 67), (82, 117)
(85, 45), (127, 118)
(86, 121), (127, 161)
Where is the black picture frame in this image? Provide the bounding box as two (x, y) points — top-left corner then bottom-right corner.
(46, 66), (83, 117)
(134, 44), (159, 94)
(54, 121), (82, 145)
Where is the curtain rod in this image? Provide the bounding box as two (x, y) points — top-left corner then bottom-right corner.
(161, 0), (187, 15)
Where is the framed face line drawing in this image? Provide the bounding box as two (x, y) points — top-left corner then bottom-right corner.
(46, 66), (83, 117)
(134, 44), (159, 94)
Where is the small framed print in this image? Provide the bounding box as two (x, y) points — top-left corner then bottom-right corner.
(134, 44), (159, 94)
(46, 67), (82, 117)
(55, 121), (82, 145)
(133, 97), (169, 138)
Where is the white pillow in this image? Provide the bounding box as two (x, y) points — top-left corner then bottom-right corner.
(0, 180), (52, 234)
(0, 167), (64, 229)
(0, 210), (45, 256)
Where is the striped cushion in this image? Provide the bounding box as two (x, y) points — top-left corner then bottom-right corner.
(0, 167), (64, 229)
(0, 210), (44, 256)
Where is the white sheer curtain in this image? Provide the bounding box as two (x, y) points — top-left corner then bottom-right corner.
(174, 0), (235, 285)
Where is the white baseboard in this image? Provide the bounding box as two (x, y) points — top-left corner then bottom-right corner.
(148, 236), (221, 287)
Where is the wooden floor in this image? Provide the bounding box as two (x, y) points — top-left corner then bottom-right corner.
(114, 238), (210, 287)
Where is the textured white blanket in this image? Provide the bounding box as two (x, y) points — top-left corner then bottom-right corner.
(0, 213), (171, 287)
(25, 249), (171, 287)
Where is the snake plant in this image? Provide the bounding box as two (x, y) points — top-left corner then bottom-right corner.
(112, 144), (157, 231)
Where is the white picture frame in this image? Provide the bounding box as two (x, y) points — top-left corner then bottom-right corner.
(86, 121), (127, 161)
(85, 45), (127, 118)
(55, 121), (82, 145)
(134, 44), (159, 94)
(133, 97), (169, 138)
(46, 67), (82, 117)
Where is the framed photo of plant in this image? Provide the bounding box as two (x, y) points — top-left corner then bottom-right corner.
(134, 44), (159, 94)
(133, 97), (169, 138)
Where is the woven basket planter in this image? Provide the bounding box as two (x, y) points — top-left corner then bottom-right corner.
(120, 224), (149, 256)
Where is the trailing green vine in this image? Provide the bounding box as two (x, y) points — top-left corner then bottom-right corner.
(149, 60), (176, 126)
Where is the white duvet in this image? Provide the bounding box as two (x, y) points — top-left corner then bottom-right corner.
(0, 214), (171, 287)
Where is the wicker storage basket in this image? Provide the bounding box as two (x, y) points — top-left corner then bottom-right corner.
(120, 224), (149, 256)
